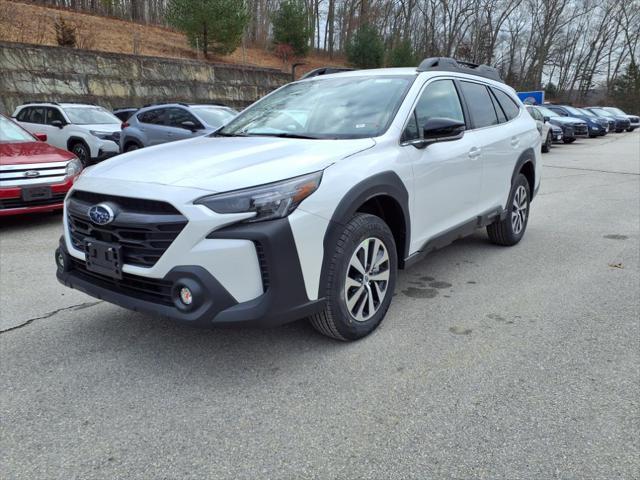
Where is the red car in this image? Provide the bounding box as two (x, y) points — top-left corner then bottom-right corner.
(1, 114), (82, 216)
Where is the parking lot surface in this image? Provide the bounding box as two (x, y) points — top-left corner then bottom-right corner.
(1, 132), (639, 479)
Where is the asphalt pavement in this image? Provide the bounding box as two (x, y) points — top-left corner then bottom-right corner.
(1, 131), (639, 479)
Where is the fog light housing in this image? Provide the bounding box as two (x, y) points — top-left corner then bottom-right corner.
(172, 279), (203, 312)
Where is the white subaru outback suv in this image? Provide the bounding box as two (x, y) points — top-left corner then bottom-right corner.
(13, 102), (121, 166)
(55, 58), (541, 341)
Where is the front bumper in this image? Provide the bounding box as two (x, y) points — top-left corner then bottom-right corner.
(0, 178), (73, 216)
(91, 139), (120, 162)
(55, 216), (326, 327)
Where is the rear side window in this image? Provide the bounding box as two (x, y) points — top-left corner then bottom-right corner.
(17, 107), (45, 124)
(165, 108), (201, 128)
(138, 108), (166, 125)
(402, 79), (465, 142)
(489, 92), (507, 123)
(491, 88), (520, 120)
(459, 82), (498, 129)
(45, 107), (65, 125)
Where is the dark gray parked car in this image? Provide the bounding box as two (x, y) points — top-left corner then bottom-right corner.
(120, 103), (238, 152)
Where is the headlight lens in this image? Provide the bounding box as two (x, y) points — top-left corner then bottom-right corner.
(195, 171), (322, 223)
(65, 158), (83, 179)
(90, 130), (119, 141)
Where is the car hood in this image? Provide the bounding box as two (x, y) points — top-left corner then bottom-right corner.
(0, 141), (75, 165)
(78, 124), (121, 132)
(83, 135), (376, 192)
(550, 116), (586, 125)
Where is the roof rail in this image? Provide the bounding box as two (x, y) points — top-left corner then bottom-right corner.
(22, 101), (60, 106)
(142, 101), (190, 108)
(417, 57), (503, 83)
(300, 67), (353, 80)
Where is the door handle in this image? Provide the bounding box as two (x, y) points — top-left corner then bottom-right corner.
(468, 146), (482, 159)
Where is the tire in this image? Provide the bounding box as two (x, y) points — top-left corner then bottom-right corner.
(627, 128), (636, 132)
(487, 173), (531, 247)
(70, 141), (91, 166)
(310, 213), (397, 341)
(542, 132), (552, 153)
(563, 137), (576, 144)
(125, 142), (141, 152)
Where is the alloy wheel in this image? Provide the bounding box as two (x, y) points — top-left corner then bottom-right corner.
(511, 185), (528, 235)
(344, 237), (390, 322)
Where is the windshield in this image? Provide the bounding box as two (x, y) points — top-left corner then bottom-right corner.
(0, 115), (35, 142)
(63, 106), (120, 125)
(580, 108), (596, 117)
(604, 107), (625, 115)
(219, 75), (415, 139)
(591, 108), (614, 118)
(536, 106), (559, 118)
(193, 107), (237, 127)
(563, 106), (584, 116)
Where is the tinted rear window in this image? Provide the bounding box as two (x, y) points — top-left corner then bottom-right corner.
(459, 82), (498, 129)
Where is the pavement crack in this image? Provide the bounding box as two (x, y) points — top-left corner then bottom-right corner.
(0, 301), (102, 334)
(543, 165), (639, 176)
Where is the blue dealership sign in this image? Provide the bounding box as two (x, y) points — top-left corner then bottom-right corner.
(517, 91), (545, 105)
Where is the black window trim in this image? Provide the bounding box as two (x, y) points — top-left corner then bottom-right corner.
(399, 76), (469, 146)
(489, 85), (522, 124)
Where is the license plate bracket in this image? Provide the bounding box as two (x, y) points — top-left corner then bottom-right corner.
(21, 186), (52, 202)
(84, 239), (123, 279)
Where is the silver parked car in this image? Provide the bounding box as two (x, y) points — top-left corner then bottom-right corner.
(120, 103), (238, 152)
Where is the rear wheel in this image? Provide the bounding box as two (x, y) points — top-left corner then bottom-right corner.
(310, 213), (397, 341)
(542, 132), (552, 153)
(487, 173), (531, 246)
(70, 142), (91, 167)
(125, 142), (141, 152)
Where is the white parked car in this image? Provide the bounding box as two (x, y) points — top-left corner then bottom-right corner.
(55, 57), (541, 341)
(526, 105), (553, 152)
(13, 102), (121, 166)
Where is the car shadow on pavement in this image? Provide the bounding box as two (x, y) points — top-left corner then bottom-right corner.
(0, 211), (63, 231)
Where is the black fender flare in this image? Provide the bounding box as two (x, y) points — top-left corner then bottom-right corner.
(319, 171), (411, 290)
(512, 147), (537, 199)
(67, 136), (90, 152)
(123, 137), (142, 150)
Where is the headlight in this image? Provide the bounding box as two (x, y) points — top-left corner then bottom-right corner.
(65, 158), (83, 179)
(195, 171), (323, 223)
(90, 130), (117, 140)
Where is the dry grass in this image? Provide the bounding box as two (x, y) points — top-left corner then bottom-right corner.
(0, 0), (346, 76)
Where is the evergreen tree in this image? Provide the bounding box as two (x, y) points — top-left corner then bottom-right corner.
(611, 61), (640, 113)
(387, 39), (416, 67)
(167, 0), (248, 57)
(272, 0), (310, 57)
(347, 24), (384, 69)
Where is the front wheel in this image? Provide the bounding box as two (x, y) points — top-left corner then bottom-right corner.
(71, 142), (91, 167)
(487, 173), (531, 246)
(310, 213), (397, 341)
(563, 137), (576, 144)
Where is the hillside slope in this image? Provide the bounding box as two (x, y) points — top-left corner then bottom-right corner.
(0, 0), (346, 76)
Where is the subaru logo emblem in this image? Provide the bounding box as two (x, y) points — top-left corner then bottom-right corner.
(88, 203), (115, 225)
(24, 170), (40, 178)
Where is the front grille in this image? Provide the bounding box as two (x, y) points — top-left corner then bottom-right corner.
(70, 257), (173, 305)
(0, 192), (66, 210)
(0, 161), (69, 188)
(67, 191), (187, 268)
(573, 123), (588, 135)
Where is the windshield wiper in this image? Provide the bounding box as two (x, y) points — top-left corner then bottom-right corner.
(213, 131), (248, 137)
(249, 133), (322, 140)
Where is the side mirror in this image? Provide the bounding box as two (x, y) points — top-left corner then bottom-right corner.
(543, 116), (550, 122)
(34, 133), (47, 142)
(181, 120), (199, 131)
(51, 120), (64, 128)
(412, 117), (465, 148)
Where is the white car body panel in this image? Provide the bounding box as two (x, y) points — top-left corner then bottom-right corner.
(57, 67), (541, 324)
